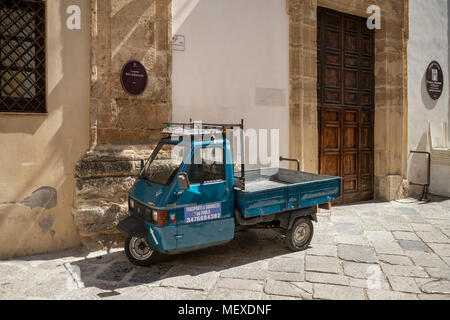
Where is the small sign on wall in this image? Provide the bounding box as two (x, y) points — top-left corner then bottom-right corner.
(426, 61), (444, 100)
(120, 60), (148, 96)
(173, 35), (185, 51)
(255, 88), (287, 107)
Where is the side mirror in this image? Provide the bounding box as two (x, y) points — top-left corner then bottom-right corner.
(177, 172), (190, 190)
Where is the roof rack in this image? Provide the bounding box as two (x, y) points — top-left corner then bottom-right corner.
(163, 119), (243, 131)
(162, 119), (246, 189)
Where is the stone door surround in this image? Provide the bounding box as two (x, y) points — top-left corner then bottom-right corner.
(288, 0), (409, 201)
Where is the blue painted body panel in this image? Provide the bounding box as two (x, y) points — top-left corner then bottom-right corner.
(145, 219), (177, 251)
(236, 177), (341, 219)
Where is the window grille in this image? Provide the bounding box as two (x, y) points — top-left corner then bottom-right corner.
(0, 0), (46, 113)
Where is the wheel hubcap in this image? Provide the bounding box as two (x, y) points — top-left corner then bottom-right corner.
(129, 237), (153, 261)
(293, 223), (310, 247)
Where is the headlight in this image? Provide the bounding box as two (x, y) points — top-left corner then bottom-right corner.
(129, 199), (135, 210)
(152, 210), (158, 223)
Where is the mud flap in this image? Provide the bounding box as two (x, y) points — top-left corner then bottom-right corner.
(117, 215), (147, 238)
(287, 207), (318, 230)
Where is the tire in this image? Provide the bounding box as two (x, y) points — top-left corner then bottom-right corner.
(285, 217), (314, 252)
(124, 236), (160, 267)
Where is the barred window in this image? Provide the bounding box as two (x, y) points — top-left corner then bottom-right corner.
(0, 0), (46, 114)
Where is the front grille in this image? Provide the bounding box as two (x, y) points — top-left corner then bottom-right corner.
(130, 198), (153, 223)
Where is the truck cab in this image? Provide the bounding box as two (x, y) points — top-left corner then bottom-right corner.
(121, 126), (239, 265)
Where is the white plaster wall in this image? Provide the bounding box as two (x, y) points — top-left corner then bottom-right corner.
(408, 0), (450, 197)
(172, 0), (290, 167)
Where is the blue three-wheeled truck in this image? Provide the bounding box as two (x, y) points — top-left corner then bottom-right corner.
(117, 121), (342, 266)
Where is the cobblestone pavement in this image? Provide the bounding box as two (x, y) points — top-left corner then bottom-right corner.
(1, 199), (450, 300)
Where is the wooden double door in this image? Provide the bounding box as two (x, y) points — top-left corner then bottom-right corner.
(317, 7), (375, 204)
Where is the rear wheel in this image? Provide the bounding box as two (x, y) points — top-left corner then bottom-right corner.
(124, 236), (159, 267)
(285, 218), (314, 251)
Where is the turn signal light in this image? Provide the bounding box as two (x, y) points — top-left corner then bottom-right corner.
(156, 210), (170, 226)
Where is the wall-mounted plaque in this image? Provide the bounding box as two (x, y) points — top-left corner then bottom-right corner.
(172, 35), (185, 51)
(426, 61), (444, 100)
(120, 60), (148, 96)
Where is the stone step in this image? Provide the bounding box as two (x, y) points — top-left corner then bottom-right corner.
(72, 202), (128, 251)
(75, 146), (152, 178)
(73, 146), (154, 251)
(75, 176), (136, 203)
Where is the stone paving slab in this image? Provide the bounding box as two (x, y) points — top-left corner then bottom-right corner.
(335, 235), (370, 246)
(372, 241), (406, 256)
(365, 231), (396, 242)
(305, 272), (349, 286)
(426, 268), (450, 280)
(366, 289), (419, 300)
(348, 277), (390, 290)
(267, 271), (305, 282)
(208, 288), (262, 300)
(305, 256), (341, 274)
(337, 244), (378, 263)
(421, 280), (450, 294)
(377, 254), (414, 266)
(306, 244), (337, 257)
(393, 231), (421, 241)
(215, 278), (264, 292)
(264, 280), (312, 299)
(313, 283), (365, 300)
(380, 263), (429, 278)
(387, 276), (421, 294)
(1, 198), (449, 300)
(410, 253), (448, 269)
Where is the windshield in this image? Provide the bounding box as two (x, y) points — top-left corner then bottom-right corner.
(140, 142), (188, 186)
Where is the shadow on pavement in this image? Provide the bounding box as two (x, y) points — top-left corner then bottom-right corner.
(68, 228), (295, 293)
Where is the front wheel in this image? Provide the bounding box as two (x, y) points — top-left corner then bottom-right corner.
(124, 236), (159, 267)
(285, 218), (314, 251)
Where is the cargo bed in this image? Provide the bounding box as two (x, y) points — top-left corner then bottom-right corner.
(235, 168), (342, 219)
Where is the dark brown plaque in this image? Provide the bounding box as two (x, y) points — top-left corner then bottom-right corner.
(426, 61), (444, 100)
(120, 60), (148, 96)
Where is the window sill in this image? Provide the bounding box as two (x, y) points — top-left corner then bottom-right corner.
(0, 112), (48, 116)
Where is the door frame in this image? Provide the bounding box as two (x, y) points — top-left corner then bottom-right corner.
(287, 0), (409, 201)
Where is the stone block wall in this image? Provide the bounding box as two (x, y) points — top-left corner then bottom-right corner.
(73, 147), (151, 250)
(73, 0), (172, 250)
(90, 0), (172, 146)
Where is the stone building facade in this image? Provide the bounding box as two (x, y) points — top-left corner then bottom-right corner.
(74, 0), (411, 250)
(287, 0), (410, 202)
(73, 0), (172, 250)
(0, 0), (448, 258)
